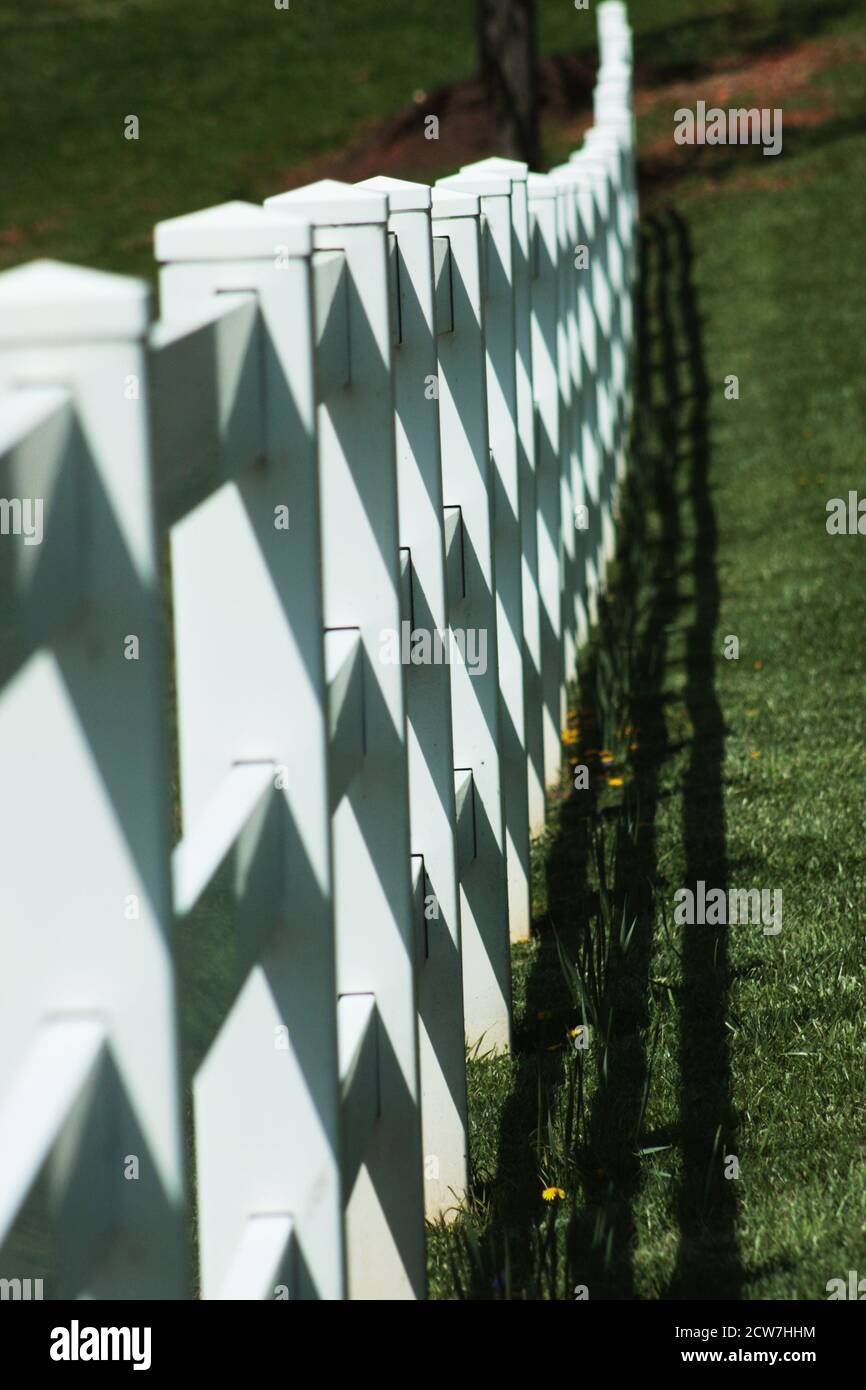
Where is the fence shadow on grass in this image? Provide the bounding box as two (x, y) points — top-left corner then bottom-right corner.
(449, 204), (742, 1300)
(662, 206), (741, 1300)
(559, 210), (685, 1301)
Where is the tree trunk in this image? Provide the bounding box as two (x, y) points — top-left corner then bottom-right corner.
(476, 0), (539, 168)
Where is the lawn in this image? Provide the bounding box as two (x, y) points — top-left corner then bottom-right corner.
(428, 5), (866, 1299)
(1, 0), (860, 277)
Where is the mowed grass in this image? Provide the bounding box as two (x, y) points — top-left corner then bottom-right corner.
(0, 0), (476, 276)
(428, 27), (866, 1299)
(1, 0), (861, 278)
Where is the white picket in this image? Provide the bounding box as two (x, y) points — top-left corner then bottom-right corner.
(356, 174), (469, 1220)
(152, 199), (344, 1302)
(264, 180), (426, 1301)
(436, 167), (532, 945)
(527, 173), (566, 790)
(461, 157), (546, 841)
(0, 262), (187, 1299)
(431, 186), (512, 1054)
(550, 164), (594, 653)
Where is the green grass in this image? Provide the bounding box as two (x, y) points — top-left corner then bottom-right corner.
(0, 0), (477, 276)
(429, 21), (866, 1300)
(2, 0), (863, 278)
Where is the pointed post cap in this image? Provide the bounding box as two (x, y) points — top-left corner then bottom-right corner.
(461, 156), (529, 182)
(431, 187), (481, 218)
(265, 180), (388, 226)
(437, 171), (512, 198)
(357, 176), (432, 212)
(549, 162), (597, 185)
(0, 260), (150, 344)
(527, 173), (558, 200)
(154, 200), (311, 262)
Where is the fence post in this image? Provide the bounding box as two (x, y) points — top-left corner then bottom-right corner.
(595, 0), (637, 474)
(594, 8), (637, 424)
(527, 173), (565, 791)
(461, 157), (545, 840)
(431, 186), (512, 1053)
(587, 125), (636, 439)
(551, 166), (595, 660)
(0, 261), (187, 1297)
(552, 155), (615, 615)
(550, 177), (578, 693)
(575, 137), (628, 530)
(436, 168), (531, 944)
(564, 153), (614, 589)
(265, 180), (426, 1300)
(152, 201), (345, 1300)
(357, 174), (469, 1218)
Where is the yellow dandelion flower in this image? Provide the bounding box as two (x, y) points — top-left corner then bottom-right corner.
(750, 750), (761, 759)
(629, 741), (639, 751)
(607, 776), (624, 787)
(562, 728), (579, 745)
(542, 1186), (566, 1202)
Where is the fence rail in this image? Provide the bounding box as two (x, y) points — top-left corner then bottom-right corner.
(0, 2), (636, 1299)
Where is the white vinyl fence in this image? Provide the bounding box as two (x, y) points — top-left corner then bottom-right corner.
(0, 3), (636, 1300)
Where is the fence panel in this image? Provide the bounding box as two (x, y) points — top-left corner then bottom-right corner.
(0, 262), (187, 1299)
(527, 173), (565, 791)
(357, 174), (469, 1220)
(431, 187), (512, 1054)
(265, 181), (426, 1300)
(461, 157), (546, 839)
(0, 0), (636, 1301)
(153, 200), (344, 1301)
(436, 168), (531, 945)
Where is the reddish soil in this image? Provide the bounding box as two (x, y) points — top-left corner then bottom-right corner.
(635, 35), (862, 201)
(637, 34), (854, 120)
